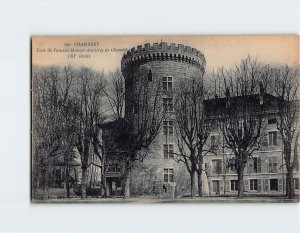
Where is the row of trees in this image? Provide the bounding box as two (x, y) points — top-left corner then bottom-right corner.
(32, 65), (167, 199)
(173, 57), (299, 199)
(32, 66), (108, 199)
(32, 56), (299, 200)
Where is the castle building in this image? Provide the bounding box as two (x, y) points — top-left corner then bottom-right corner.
(102, 42), (299, 197)
(204, 95), (299, 196)
(120, 42), (206, 197)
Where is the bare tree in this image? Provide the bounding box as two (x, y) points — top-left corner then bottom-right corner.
(174, 77), (216, 198)
(212, 57), (271, 198)
(104, 69), (125, 120)
(107, 67), (165, 198)
(32, 66), (78, 199)
(273, 66), (299, 199)
(73, 66), (106, 199)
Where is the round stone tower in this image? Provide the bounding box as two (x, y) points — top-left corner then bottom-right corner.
(121, 42), (206, 116)
(121, 42), (206, 197)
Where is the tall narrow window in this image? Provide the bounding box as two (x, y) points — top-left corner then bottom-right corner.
(163, 120), (174, 135)
(211, 135), (216, 147)
(210, 135), (218, 151)
(163, 98), (174, 112)
(212, 159), (222, 174)
(249, 157), (261, 173)
(164, 168), (174, 182)
(250, 179), (258, 191)
(230, 180), (238, 191)
(163, 144), (174, 159)
(268, 156), (278, 173)
(270, 179), (278, 191)
(268, 131), (278, 146)
(162, 76), (173, 91)
(147, 69), (152, 82)
(212, 180), (220, 193)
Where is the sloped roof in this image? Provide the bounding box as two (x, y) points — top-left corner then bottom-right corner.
(204, 93), (279, 116)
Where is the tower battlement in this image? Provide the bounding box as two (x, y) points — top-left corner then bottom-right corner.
(121, 42), (206, 73)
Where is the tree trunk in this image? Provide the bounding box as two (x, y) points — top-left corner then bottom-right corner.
(284, 141), (294, 199)
(121, 162), (131, 199)
(43, 172), (49, 199)
(101, 171), (107, 198)
(207, 179), (211, 196)
(197, 172), (202, 197)
(66, 174), (70, 198)
(122, 171), (130, 198)
(190, 172), (195, 199)
(286, 167), (294, 199)
(43, 163), (51, 199)
(81, 167), (88, 199)
(66, 164), (70, 198)
(237, 167), (245, 198)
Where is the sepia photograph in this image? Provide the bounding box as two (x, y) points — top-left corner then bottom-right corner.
(31, 35), (299, 203)
(1, 1), (300, 232)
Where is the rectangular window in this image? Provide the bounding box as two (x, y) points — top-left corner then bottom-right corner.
(250, 179), (258, 191)
(211, 120), (218, 131)
(294, 162), (299, 172)
(205, 163), (208, 170)
(212, 159), (222, 174)
(212, 180), (220, 193)
(163, 120), (174, 135)
(55, 169), (62, 181)
(268, 156), (278, 173)
(164, 168), (174, 182)
(230, 180), (238, 191)
(294, 178), (299, 190)
(268, 131), (278, 146)
(134, 103), (138, 114)
(163, 98), (174, 112)
(270, 179), (278, 191)
(268, 118), (277, 124)
(163, 144), (174, 159)
(230, 165), (236, 173)
(210, 135), (218, 148)
(107, 163), (120, 172)
(249, 157), (261, 173)
(162, 76), (173, 91)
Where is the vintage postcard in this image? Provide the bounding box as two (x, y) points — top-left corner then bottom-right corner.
(31, 35), (299, 203)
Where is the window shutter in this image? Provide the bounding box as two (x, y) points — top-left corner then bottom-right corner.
(246, 163), (250, 173)
(257, 179), (262, 191)
(220, 180), (224, 193)
(218, 160), (222, 174)
(277, 131), (282, 147)
(274, 156), (278, 173)
(263, 179), (269, 191)
(268, 133), (272, 146)
(274, 132), (278, 145)
(257, 158), (262, 173)
(244, 180), (249, 192)
(278, 178), (283, 191)
(262, 135), (268, 148)
(225, 180), (230, 192)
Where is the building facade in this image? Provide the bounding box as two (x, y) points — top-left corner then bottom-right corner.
(203, 96), (300, 196)
(120, 42), (206, 197)
(102, 41), (299, 198)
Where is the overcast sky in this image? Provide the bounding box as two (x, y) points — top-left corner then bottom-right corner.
(32, 35), (299, 73)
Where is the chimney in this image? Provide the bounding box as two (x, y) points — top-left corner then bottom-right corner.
(259, 83), (264, 95)
(147, 69), (152, 82)
(226, 88), (230, 108)
(259, 83), (264, 105)
(226, 88), (230, 98)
